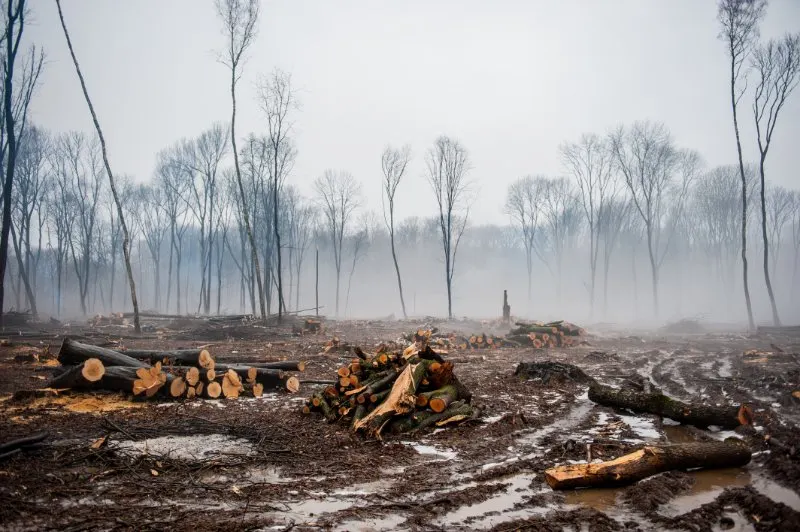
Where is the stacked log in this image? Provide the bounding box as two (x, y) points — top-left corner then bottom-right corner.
(507, 320), (585, 348)
(46, 338), (304, 400)
(303, 344), (477, 439)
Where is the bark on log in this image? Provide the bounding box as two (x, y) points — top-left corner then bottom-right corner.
(588, 382), (752, 429)
(116, 348), (207, 366)
(58, 338), (148, 368)
(47, 365), (173, 396)
(545, 440), (752, 490)
(0, 432), (49, 454)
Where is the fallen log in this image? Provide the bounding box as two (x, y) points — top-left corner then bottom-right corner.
(0, 432), (49, 455)
(47, 364), (173, 397)
(588, 382), (752, 429)
(116, 348), (211, 366)
(545, 440), (752, 490)
(58, 338), (148, 368)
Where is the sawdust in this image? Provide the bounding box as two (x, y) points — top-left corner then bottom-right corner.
(4, 393), (144, 414)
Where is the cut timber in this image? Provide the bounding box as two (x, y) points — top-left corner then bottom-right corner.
(222, 369), (243, 398)
(47, 365), (172, 397)
(185, 367), (200, 386)
(545, 440), (752, 490)
(252, 383), (264, 397)
(58, 338), (147, 368)
(515, 362), (594, 385)
(206, 381), (222, 399)
(588, 383), (752, 429)
(428, 385), (458, 413)
(286, 376), (300, 393)
(116, 348), (211, 366)
(170, 376), (187, 398)
(81, 358), (105, 382)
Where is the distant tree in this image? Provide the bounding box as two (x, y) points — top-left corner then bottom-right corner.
(381, 144), (411, 318)
(344, 215), (370, 316)
(0, 0), (43, 323)
(258, 69), (297, 319)
(598, 198), (632, 318)
(216, 0), (266, 321)
(765, 185), (794, 279)
(610, 121), (701, 317)
(751, 33), (800, 326)
(560, 133), (617, 318)
(790, 191), (800, 295)
(505, 175), (545, 312)
(57, 0), (141, 331)
(717, 0), (766, 329)
(284, 186), (315, 311)
(426, 136), (471, 319)
(538, 177), (581, 306)
(135, 185), (169, 311)
(314, 170), (361, 317)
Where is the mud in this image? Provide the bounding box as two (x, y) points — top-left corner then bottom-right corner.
(0, 318), (799, 530)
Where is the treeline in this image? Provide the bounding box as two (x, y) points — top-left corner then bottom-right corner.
(5, 119), (800, 324)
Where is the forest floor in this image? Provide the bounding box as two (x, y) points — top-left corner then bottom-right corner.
(1, 315), (799, 531)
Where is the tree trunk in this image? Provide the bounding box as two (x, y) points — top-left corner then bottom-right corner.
(588, 382), (751, 429)
(758, 156), (781, 326)
(58, 337), (149, 368)
(56, 0), (141, 333)
(545, 440), (751, 490)
(389, 223), (407, 319)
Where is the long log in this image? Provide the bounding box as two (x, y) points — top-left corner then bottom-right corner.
(47, 364), (172, 395)
(588, 383), (751, 429)
(545, 440), (752, 490)
(117, 348), (206, 365)
(58, 338), (147, 368)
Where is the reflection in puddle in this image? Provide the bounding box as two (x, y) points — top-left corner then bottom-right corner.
(662, 468), (750, 517)
(564, 487), (621, 511)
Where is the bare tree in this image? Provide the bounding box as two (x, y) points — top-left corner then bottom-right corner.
(155, 150), (190, 314)
(344, 215), (370, 316)
(0, 0), (43, 323)
(381, 144), (410, 318)
(314, 170), (361, 317)
(610, 121), (700, 317)
(598, 198), (632, 317)
(258, 69), (297, 319)
(284, 185), (315, 311)
(135, 184), (169, 311)
(426, 136), (471, 319)
(56, 0), (141, 332)
(790, 190), (800, 296)
(216, 0), (266, 321)
(765, 185), (794, 279)
(718, 0), (766, 330)
(751, 33), (800, 326)
(560, 133), (617, 317)
(505, 175), (545, 312)
(538, 177), (581, 306)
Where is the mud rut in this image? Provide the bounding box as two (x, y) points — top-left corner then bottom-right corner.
(1, 323), (800, 531)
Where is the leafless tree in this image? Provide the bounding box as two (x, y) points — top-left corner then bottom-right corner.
(598, 198), (632, 318)
(216, 0), (266, 321)
(538, 177), (581, 305)
(751, 33), (800, 326)
(56, 0), (141, 331)
(505, 175), (545, 312)
(381, 144), (411, 318)
(344, 214), (370, 316)
(314, 170), (361, 317)
(10, 125), (47, 314)
(258, 69), (297, 319)
(790, 190), (800, 295)
(765, 185), (794, 279)
(610, 121), (701, 317)
(426, 136), (471, 319)
(0, 0), (43, 323)
(718, 0), (766, 330)
(135, 184), (169, 311)
(560, 133), (617, 317)
(284, 185), (315, 311)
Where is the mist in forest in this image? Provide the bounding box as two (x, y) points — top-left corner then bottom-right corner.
(3, 0), (800, 328)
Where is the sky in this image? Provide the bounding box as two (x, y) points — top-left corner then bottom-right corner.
(25, 0), (800, 225)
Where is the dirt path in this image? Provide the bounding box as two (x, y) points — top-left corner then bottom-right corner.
(1, 320), (799, 531)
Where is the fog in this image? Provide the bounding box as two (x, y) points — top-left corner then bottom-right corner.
(4, 1), (800, 327)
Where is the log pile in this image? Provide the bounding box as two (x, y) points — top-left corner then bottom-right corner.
(507, 320), (585, 348)
(303, 343), (478, 439)
(404, 329), (507, 350)
(43, 337), (303, 400)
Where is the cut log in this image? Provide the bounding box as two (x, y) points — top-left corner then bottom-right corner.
(170, 376), (187, 398)
(81, 358), (105, 382)
(286, 376), (300, 393)
(185, 367), (200, 386)
(588, 383), (752, 429)
(48, 364), (172, 397)
(116, 348), (209, 366)
(428, 384), (458, 413)
(206, 381), (222, 399)
(222, 369), (243, 398)
(58, 338), (147, 368)
(544, 440), (752, 490)
(252, 383), (264, 397)
(195, 381), (204, 396)
(186, 386), (196, 399)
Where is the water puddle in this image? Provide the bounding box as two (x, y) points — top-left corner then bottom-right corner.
(564, 487), (622, 511)
(518, 392), (594, 454)
(333, 514), (407, 532)
(661, 468), (750, 517)
(617, 413), (661, 440)
(435, 473), (553, 528)
(402, 442), (458, 460)
(112, 434), (255, 460)
(718, 358), (733, 378)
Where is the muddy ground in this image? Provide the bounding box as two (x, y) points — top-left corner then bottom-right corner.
(1, 317), (799, 531)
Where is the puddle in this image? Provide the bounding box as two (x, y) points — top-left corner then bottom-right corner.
(663, 425), (699, 443)
(564, 486), (622, 511)
(617, 413), (661, 440)
(751, 476), (800, 511)
(333, 479), (394, 496)
(287, 497), (354, 516)
(402, 442), (458, 460)
(718, 358), (733, 378)
(435, 473), (552, 528)
(112, 434), (255, 460)
(333, 514), (406, 532)
(200, 465), (288, 484)
(661, 468), (750, 517)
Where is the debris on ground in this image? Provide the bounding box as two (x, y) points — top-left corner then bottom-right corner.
(304, 342), (478, 439)
(506, 320), (586, 347)
(514, 361), (595, 385)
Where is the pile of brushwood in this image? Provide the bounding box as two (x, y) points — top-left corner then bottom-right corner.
(506, 320), (585, 348)
(42, 338), (303, 400)
(304, 342), (477, 439)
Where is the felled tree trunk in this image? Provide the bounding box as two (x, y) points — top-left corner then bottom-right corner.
(545, 440), (752, 490)
(48, 364), (172, 396)
(588, 383), (752, 429)
(58, 338), (147, 368)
